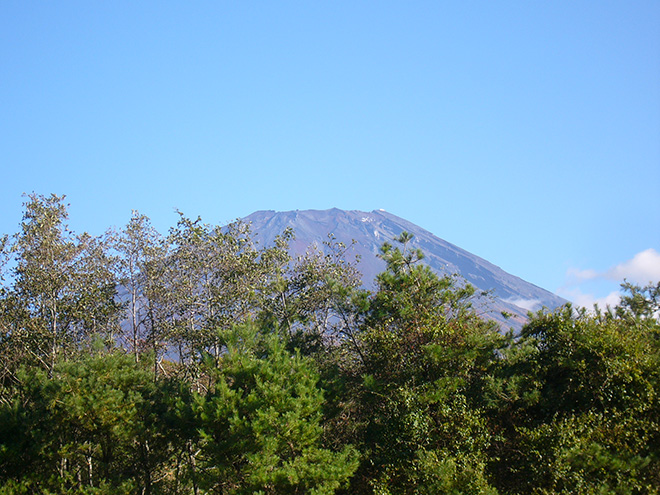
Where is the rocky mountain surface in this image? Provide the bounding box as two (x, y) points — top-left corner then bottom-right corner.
(243, 208), (567, 331)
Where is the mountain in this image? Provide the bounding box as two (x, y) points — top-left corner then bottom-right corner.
(243, 208), (567, 331)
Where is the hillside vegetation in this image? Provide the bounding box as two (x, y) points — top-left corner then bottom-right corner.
(1, 194), (659, 494)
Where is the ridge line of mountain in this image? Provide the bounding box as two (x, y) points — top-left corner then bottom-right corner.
(242, 208), (567, 331)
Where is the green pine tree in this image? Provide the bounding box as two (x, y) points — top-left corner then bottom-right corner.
(193, 322), (358, 494)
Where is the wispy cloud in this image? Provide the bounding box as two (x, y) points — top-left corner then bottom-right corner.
(565, 268), (599, 283)
(557, 288), (621, 310)
(503, 297), (541, 312)
(560, 249), (660, 310)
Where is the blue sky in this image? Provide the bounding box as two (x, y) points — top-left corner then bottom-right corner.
(1, 1), (659, 307)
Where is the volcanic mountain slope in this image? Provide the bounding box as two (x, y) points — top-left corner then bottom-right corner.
(243, 208), (567, 331)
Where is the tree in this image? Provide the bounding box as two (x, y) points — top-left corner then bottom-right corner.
(341, 233), (501, 493)
(0, 349), (185, 494)
(114, 211), (169, 367)
(165, 215), (289, 376)
(617, 280), (660, 324)
(486, 296), (660, 493)
(0, 194), (120, 384)
(192, 322), (358, 494)
(261, 234), (363, 357)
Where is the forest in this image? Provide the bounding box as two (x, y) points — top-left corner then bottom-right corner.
(1, 194), (659, 494)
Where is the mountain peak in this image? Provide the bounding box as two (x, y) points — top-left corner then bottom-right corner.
(243, 208), (566, 331)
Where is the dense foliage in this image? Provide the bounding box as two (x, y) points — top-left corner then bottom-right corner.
(1, 194), (658, 494)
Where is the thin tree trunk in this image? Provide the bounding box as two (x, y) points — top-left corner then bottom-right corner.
(50, 301), (58, 376)
(133, 284), (140, 363)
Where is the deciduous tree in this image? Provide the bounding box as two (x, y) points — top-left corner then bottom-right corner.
(0, 194), (120, 385)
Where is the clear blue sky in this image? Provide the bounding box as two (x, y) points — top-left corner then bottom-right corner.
(1, 1), (659, 306)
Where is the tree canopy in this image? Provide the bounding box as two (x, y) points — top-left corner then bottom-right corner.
(1, 195), (658, 494)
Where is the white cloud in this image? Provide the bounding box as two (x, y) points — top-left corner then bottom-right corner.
(504, 297), (542, 312)
(560, 248), (660, 310)
(557, 288), (621, 311)
(605, 249), (660, 285)
(566, 249), (660, 286)
(565, 267), (599, 283)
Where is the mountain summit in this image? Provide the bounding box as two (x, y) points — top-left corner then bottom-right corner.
(243, 208), (567, 331)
